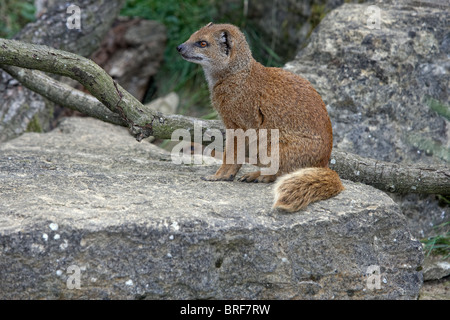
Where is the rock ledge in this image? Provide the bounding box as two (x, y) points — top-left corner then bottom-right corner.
(0, 118), (423, 299)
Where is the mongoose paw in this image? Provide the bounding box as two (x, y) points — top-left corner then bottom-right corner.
(238, 171), (276, 183)
(201, 174), (235, 182)
(256, 175), (277, 183)
(238, 171), (260, 182)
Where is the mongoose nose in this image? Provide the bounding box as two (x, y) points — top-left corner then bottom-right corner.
(177, 44), (183, 52)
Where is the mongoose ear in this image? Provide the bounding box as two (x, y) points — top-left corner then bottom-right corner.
(219, 30), (232, 56)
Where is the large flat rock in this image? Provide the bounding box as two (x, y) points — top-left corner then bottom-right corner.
(0, 117), (423, 299)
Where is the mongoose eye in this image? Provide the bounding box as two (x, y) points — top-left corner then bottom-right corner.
(197, 41), (208, 48)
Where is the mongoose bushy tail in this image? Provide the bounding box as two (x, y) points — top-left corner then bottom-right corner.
(273, 167), (344, 212)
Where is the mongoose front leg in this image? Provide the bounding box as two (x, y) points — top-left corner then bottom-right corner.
(202, 148), (242, 181)
(202, 164), (242, 181)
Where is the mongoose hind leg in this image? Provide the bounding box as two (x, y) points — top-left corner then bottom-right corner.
(238, 171), (277, 183)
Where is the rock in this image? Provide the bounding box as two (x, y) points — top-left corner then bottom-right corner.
(284, 0), (449, 237)
(142, 92), (179, 143)
(0, 117), (423, 299)
(0, 70), (49, 141)
(422, 256), (450, 281)
(418, 277), (449, 300)
(90, 17), (166, 102)
(146, 92), (179, 115)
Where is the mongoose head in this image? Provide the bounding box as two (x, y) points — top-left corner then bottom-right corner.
(177, 23), (252, 88)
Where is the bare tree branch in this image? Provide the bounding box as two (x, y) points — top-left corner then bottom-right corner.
(0, 0), (127, 142)
(0, 38), (448, 196)
(329, 150), (450, 196)
(0, 38), (224, 141)
(2, 65), (126, 127)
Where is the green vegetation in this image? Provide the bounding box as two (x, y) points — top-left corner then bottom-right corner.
(121, 0), (215, 112)
(121, 0), (283, 116)
(424, 95), (450, 121)
(0, 0), (35, 38)
(405, 134), (450, 163)
(309, 3), (327, 32)
(421, 222), (450, 259)
(26, 114), (43, 133)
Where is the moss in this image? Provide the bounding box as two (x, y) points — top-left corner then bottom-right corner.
(311, 3), (327, 28)
(421, 222), (450, 259)
(26, 114), (43, 133)
(0, 0), (36, 38)
(306, 3), (329, 40)
(424, 95), (450, 121)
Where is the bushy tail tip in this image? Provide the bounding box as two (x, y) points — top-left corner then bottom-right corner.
(273, 167), (344, 212)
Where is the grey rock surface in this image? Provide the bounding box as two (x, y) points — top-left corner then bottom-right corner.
(285, 0), (449, 165)
(90, 17), (167, 102)
(422, 256), (450, 281)
(0, 117), (423, 299)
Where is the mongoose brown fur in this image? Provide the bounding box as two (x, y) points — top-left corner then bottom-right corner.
(177, 23), (344, 212)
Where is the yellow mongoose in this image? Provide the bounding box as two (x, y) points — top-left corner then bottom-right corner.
(177, 23), (344, 211)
